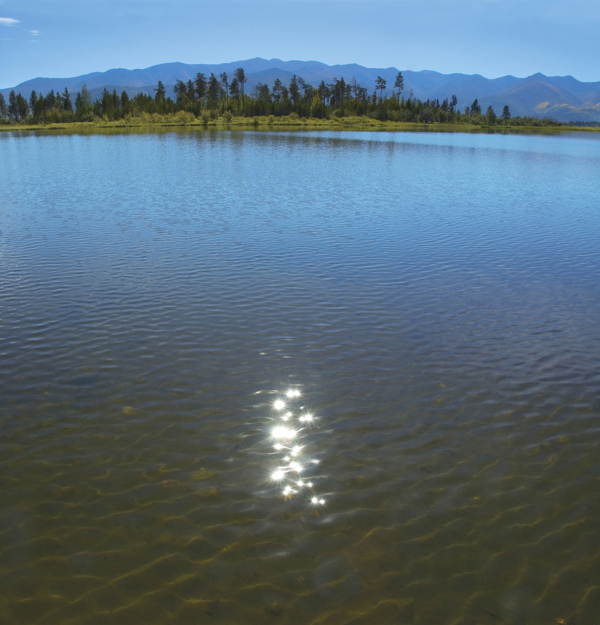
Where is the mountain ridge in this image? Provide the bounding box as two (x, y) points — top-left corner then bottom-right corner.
(3, 58), (600, 122)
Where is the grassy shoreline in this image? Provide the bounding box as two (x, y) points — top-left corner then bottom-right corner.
(1, 114), (598, 135)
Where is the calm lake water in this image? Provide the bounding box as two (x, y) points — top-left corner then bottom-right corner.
(1, 128), (600, 624)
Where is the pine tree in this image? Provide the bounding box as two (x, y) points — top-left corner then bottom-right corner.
(75, 84), (93, 119)
(220, 73), (229, 108)
(62, 88), (73, 112)
(16, 93), (29, 121)
(8, 90), (18, 120)
(289, 75), (300, 105)
(394, 72), (404, 102)
(0, 92), (7, 120)
(194, 73), (207, 106)
(272, 78), (283, 102)
(233, 68), (247, 112)
(207, 73), (220, 108)
(375, 76), (387, 103)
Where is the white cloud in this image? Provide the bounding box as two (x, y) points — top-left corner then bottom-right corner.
(30, 29), (40, 36)
(0, 17), (20, 26)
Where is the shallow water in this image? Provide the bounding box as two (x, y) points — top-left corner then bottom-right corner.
(1, 129), (600, 624)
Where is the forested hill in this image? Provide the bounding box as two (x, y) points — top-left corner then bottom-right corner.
(3, 58), (600, 123)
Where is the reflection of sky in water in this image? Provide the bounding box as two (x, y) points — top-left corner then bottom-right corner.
(268, 388), (326, 506)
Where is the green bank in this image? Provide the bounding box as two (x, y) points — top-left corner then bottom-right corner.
(2, 113), (598, 135)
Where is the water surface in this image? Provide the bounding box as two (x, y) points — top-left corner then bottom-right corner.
(1, 129), (600, 624)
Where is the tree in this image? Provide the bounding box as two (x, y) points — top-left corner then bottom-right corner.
(186, 80), (196, 103)
(174, 80), (188, 107)
(154, 81), (166, 103)
(233, 68), (247, 111)
(220, 72), (229, 108)
(450, 94), (457, 112)
(98, 88), (119, 119)
(16, 93), (29, 121)
(329, 77), (346, 109)
(349, 77), (359, 101)
(289, 74), (300, 105)
(298, 76), (313, 103)
(34, 93), (46, 122)
(501, 105), (511, 122)
(375, 76), (387, 103)
(339, 77), (347, 107)
(229, 77), (239, 102)
(194, 73), (207, 106)
(272, 78), (283, 102)
(485, 105), (497, 125)
(394, 72), (404, 102)
(75, 84), (93, 119)
(0, 92), (7, 120)
(207, 73), (220, 108)
(317, 80), (330, 106)
(45, 90), (57, 111)
(256, 83), (270, 102)
(470, 98), (481, 116)
(8, 90), (18, 121)
(62, 88), (73, 112)
(120, 90), (129, 112)
(352, 81), (368, 104)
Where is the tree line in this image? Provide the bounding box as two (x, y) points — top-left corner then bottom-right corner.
(0, 68), (560, 127)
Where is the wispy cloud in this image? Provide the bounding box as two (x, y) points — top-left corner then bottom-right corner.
(0, 17), (20, 26)
(30, 29), (40, 36)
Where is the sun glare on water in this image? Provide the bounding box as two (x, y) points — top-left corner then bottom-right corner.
(266, 387), (327, 506)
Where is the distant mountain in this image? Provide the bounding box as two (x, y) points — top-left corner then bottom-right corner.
(3, 58), (600, 122)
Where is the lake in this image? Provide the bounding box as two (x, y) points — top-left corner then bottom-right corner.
(1, 128), (599, 624)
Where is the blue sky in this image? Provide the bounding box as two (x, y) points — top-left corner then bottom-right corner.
(1, 0), (599, 89)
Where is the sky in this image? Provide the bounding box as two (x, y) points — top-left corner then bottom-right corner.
(1, 0), (599, 89)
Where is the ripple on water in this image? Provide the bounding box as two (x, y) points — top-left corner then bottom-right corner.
(1, 130), (600, 624)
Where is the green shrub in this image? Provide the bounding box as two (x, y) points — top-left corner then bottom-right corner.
(174, 110), (195, 124)
(48, 109), (63, 124)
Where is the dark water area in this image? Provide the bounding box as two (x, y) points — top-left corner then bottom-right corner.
(1, 129), (600, 624)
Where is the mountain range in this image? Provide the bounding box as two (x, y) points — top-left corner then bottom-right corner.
(3, 58), (600, 123)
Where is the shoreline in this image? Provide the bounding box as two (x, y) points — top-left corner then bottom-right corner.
(1, 114), (598, 135)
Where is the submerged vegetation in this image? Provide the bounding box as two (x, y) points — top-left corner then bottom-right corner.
(0, 69), (591, 132)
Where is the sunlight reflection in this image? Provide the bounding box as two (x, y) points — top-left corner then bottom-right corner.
(271, 425), (297, 440)
(265, 386), (328, 507)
